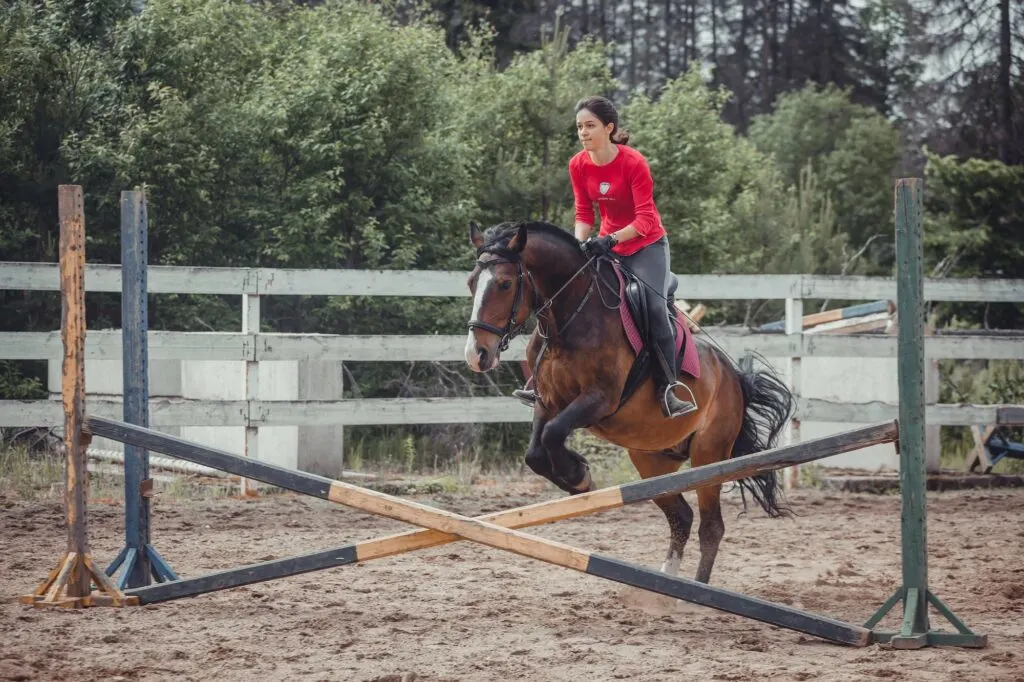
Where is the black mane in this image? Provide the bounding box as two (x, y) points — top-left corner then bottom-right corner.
(483, 221), (582, 253)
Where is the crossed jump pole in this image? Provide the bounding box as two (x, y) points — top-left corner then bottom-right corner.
(90, 415), (895, 646)
(24, 180), (987, 649)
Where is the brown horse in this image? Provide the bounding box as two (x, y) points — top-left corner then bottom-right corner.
(464, 220), (794, 584)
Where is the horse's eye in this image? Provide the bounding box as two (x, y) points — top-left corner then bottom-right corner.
(499, 280), (513, 291)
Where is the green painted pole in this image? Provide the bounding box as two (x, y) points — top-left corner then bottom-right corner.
(866, 178), (986, 649)
(893, 178), (930, 645)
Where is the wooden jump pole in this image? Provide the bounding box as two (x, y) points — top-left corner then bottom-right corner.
(89, 415), (900, 646)
(21, 185), (133, 608)
(104, 190), (179, 590)
(863, 178), (986, 648)
(114, 421), (900, 608)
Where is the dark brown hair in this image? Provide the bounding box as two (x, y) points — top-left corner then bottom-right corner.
(575, 96), (630, 145)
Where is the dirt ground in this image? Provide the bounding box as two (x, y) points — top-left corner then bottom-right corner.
(2, 479), (1022, 682)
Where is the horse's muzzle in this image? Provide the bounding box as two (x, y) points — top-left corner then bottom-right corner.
(464, 332), (499, 372)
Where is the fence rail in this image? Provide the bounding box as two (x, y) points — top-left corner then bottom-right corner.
(6, 327), (1024, 364)
(3, 397), (1022, 429)
(5, 261), (1024, 301)
(2, 330), (1023, 364)
(3, 261), (1023, 438)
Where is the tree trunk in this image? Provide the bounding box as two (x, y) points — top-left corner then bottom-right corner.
(737, 0), (751, 131)
(689, 0), (698, 69)
(599, 0), (607, 43)
(629, 0), (637, 89)
(664, 0), (672, 79)
(818, 0), (831, 85)
(710, 0), (719, 71)
(644, 0), (653, 94)
(542, 135), (550, 221)
(998, 0), (1014, 164)
(681, 0), (690, 72)
(768, 0), (780, 104)
(785, 0), (794, 83)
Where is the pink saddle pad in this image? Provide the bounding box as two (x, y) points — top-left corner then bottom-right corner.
(612, 263), (700, 380)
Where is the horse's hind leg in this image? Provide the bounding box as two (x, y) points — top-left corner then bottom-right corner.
(688, 429), (738, 584)
(627, 449), (692, 577)
(694, 484), (725, 584)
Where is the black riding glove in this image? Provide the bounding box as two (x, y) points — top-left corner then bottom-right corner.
(582, 235), (616, 258)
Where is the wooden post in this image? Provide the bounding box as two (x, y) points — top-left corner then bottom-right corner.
(924, 359), (941, 473)
(865, 178), (985, 648)
(895, 178), (930, 644)
(783, 296), (803, 489)
(104, 190), (178, 589)
(120, 190), (151, 586)
(62, 185), (90, 599)
(22, 185), (134, 608)
(242, 292), (260, 496)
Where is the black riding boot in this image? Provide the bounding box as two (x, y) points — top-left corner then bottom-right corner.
(513, 384), (538, 407)
(651, 315), (698, 419)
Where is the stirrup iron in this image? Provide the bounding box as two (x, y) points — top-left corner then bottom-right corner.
(661, 381), (698, 418)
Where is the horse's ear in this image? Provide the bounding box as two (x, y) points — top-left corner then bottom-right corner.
(507, 223), (528, 253)
(468, 221), (484, 249)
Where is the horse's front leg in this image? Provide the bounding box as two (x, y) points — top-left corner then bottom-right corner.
(523, 406), (556, 482)
(540, 390), (612, 494)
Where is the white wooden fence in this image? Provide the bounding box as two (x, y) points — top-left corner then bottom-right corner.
(2, 262), (1023, 432)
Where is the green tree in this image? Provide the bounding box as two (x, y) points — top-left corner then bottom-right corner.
(624, 69), (766, 276)
(923, 150), (1024, 329)
(748, 83), (901, 272)
(1, 0), (129, 396)
(451, 24), (615, 228)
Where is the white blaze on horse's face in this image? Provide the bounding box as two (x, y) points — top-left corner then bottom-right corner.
(465, 268), (499, 372)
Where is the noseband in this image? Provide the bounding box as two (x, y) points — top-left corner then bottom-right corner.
(467, 245), (536, 353)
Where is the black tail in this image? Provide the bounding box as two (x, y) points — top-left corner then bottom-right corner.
(721, 350), (795, 518)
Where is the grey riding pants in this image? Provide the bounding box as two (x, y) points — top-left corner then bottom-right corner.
(617, 236), (676, 380)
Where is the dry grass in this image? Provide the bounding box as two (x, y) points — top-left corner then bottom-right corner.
(0, 444), (244, 503)
(0, 445), (66, 501)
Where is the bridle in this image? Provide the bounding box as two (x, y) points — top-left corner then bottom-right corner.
(467, 241), (599, 353)
(467, 244), (536, 353)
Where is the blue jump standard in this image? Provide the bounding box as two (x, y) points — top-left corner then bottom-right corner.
(105, 190), (177, 590)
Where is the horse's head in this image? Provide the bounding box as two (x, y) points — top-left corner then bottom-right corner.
(464, 221), (536, 372)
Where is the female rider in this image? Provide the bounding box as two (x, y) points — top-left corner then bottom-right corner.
(517, 96), (697, 419)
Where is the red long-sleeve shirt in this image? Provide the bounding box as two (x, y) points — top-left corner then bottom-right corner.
(569, 144), (667, 256)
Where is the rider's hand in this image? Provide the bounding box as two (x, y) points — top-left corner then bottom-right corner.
(582, 235), (616, 258)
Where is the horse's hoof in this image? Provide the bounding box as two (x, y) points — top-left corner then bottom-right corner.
(569, 468), (593, 494)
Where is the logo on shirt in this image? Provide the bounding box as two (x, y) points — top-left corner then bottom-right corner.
(599, 182), (611, 195)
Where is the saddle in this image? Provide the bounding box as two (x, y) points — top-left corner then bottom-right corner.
(516, 261), (701, 411)
(610, 262), (700, 409)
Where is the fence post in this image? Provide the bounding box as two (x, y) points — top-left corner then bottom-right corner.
(242, 290), (260, 496)
(783, 295), (803, 489)
(925, 361), (941, 473)
(104, 190), (178, 589)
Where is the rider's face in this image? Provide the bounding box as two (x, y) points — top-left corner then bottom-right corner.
(576, 109), (613, 151)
